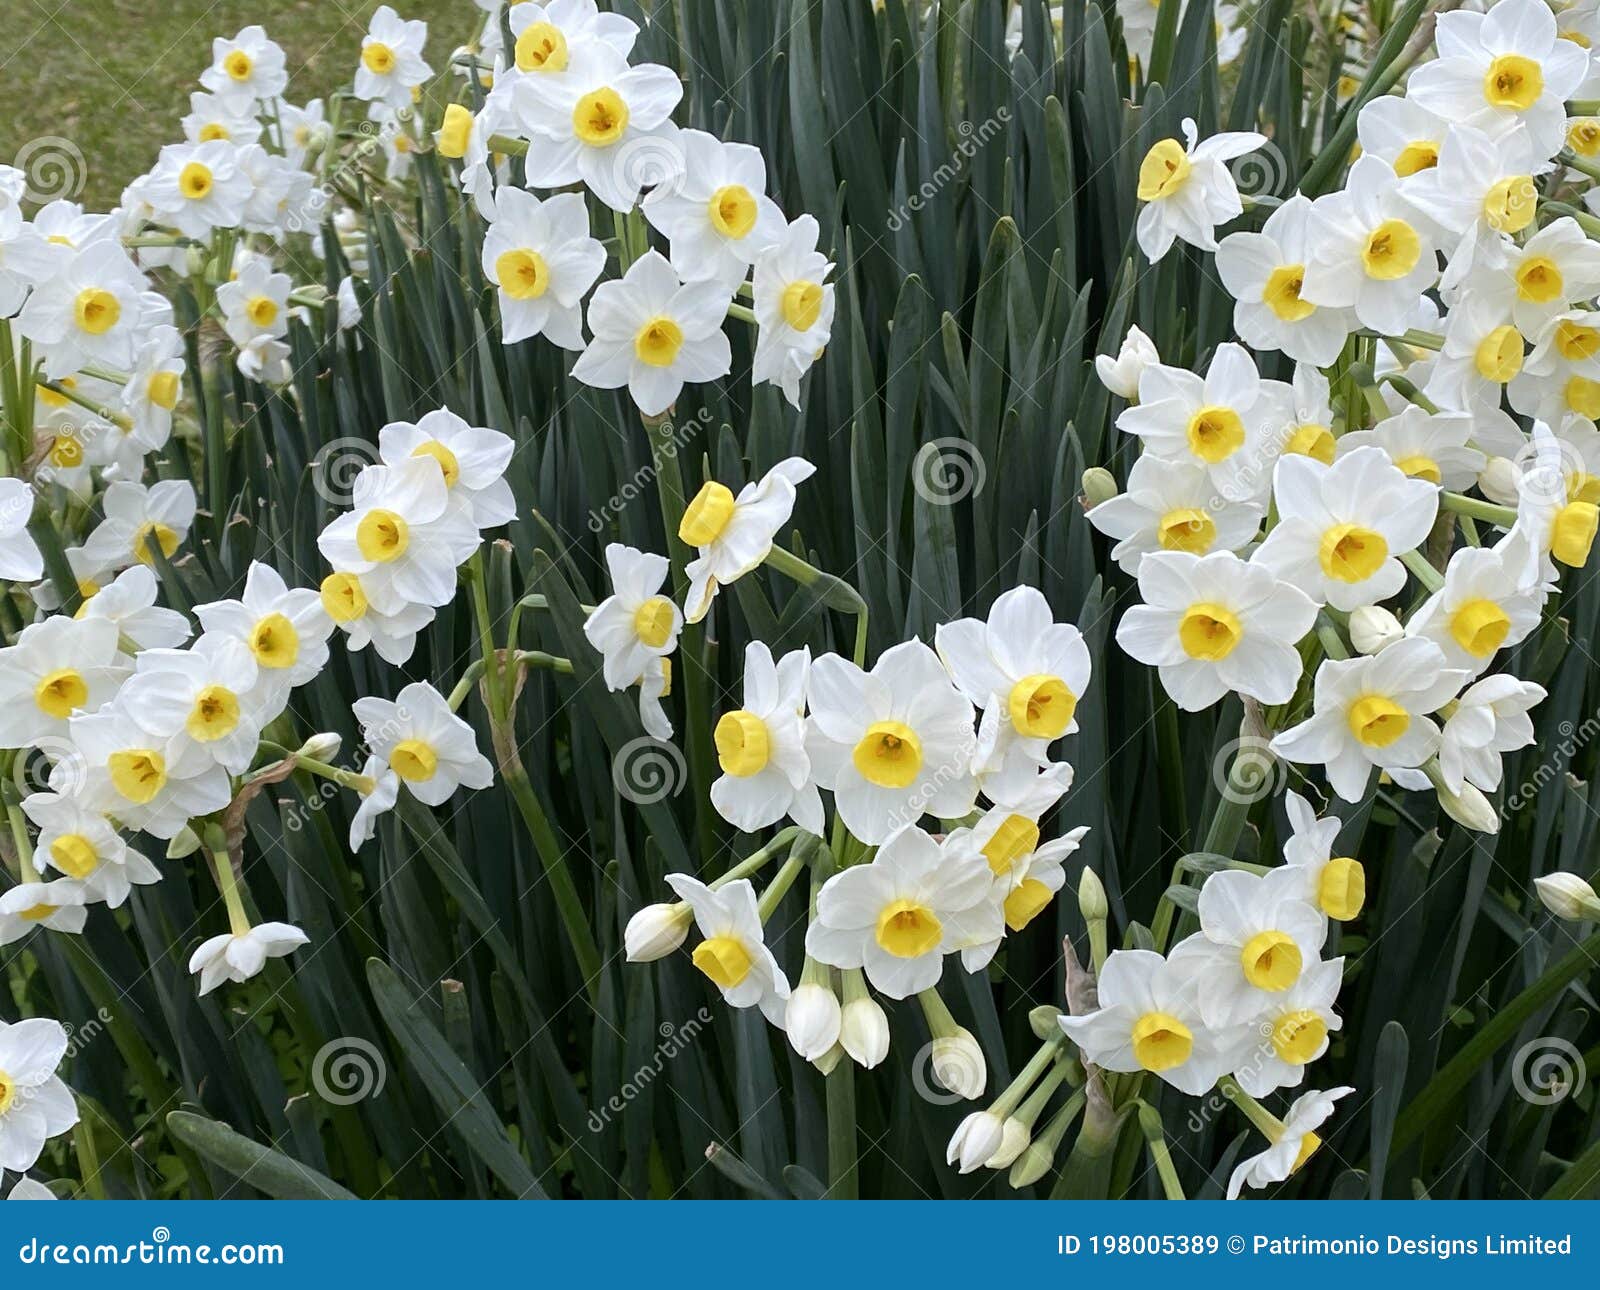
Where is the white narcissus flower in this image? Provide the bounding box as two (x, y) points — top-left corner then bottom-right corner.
(21, 791), (161, 909)
(1133, 118), (1266, 262)
(1509, 311), (1600, 426)
(144, 141), (252, 239)
(352, 681), (495, 807)
(1087, 453), (1265, 575)
(355, 5), (434, 110)
(1215, 194), (1356, 366)
(317, 458), (480, 608)
(1117, 342), (1290, 505)
(503, 0), (638, 76)
(643, 129), (784, 290)
(1435, 673), (1545, 794)
(1117, 550), (1316, 711)
(66, 703), (233, 840)
(119, 635), (265, 776)
(1507, 421), (1600, 579)
(1269, 638), (1469, 802)
(120, 325), (186, 452)
(80, 479), (196, 576)
(17, 242), (151, 377)
(1400, 123), (1545, 247)
(0, 477), (42, 583)
(935, 585), (1091, 773)
(1354, 93), (1449, 181)
(804, 824), (991, 998)
(1280, 791), (1365, 922)
(805, 642), (978, 845)
(78, 565), (191, 651)
(318, 568), (435, 667)
(1253, 447), (1439, 611)
(189, 923), (310, 995)
(666, 874), (790, 1025)
(1425, 290), (1527, 415)
(0, 1019), (79, 1173)
(1405, 0), (1587, 158)
(710, 642), (824, 835)
(1451, 219), (1600, 339)
(0, 205), (65, 319)
(678, 456), (815, 624)
(513, 44), (683, 212)
(0, 616), (125, 750)
(1231, 955), (1345, 1097)
(1226, 1086), (1354, 1199)
(1093, 323), (1160, 401)
(348, 755), (400, 852)
(215, 258), (291, 349)
(1337, 406), (1484, 491)
(195, 561), (334, 711)
(0, 882), (88, 945)
(1301, 156), (1439, 336)
(278, 99), (329, 169)
(1058, 948), (1243, 1097)
(377, 407), (517, 529)
(584, 542), (681, 692)
(200, 25), (288, 105)
(1404, 543), (1543, 674)
(751, 214), (835, 409)
(482, 187), (606, 350)
(572, 250), (732, 416)
(1168, 868), (1329, 1027)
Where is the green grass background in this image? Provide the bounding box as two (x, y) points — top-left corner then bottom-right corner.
(0, 0), (477, 209)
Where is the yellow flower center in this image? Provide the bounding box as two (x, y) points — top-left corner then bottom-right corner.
(1136, 138), (1191, 201)
(1361, 219), (1421, 280)
(132, 521), (179, 566)
(438, 104), (472, 158)
(679, 481), (736, 545)
(1157, 506), (1216, 553)
(198, 123), (230, 142)
(515, 21), (569, 72)
(320, 572), (368, 622)
(356, 508), (409, 562)
(874, 899), (943, 958)
(1006, 673), (1076, 740)
(362, 42), (397, 75)
(1571, 470), (1600, 505)
(1318, 523), (1388, 583)
(572, 87), (629, 146)
(34, 668), (87, 719)
(708, 184), (758, 239)
(1393, 139), (1439, 177)
(74, 287), (121, 336)
(411, 439), (460, 487)
(17, 905), (57, 923)
(634, 316), (684, 368)
(187, 684), (241, 742)
(714, 709), (771, 777)
(109, 748), (167, 804)
(249, 612), (300, 669)
(1318, 856), (1366, 920)
(852, 719), (923, 788)
(1566, 377), (1600, 418)
(224, 49), (254, 81)
(1186, 405), (1245, 463)
(1450, 597), (1511, 658)
(1003, 878), (1054, 932)
(1569, 118), (1600, 156)
(1285, 423), (1335, 464)
(1347, 694), (1410, 748)
(982, 814), (1040, 876)
(496, 248), (549, 301)
(390, 738), (438, 782)
(1483, 176), (1535, 233)
(180, 162), (216, 203)
(245, 295), (279, 329)
(1178, 602), (1242, 661)
(1483, 53), (1543, 110)
(1240, 929), (1302, 991)
(1392, 453), (1441, 483)
(781, 280), (824, 331)
(632, 596), (677, 648)
(1555, 320), (1600, 362)
(148, 370), (180, 410)
(0, 1069), (13, 1115)
(1263, 264), (1315, 321)
(50, 833), (99, 879)
(1564, 28), (1593, 48)
(1516, 256), (1563, 303)
(1292, 1131), (1322, 1172)
(1271, 1009), (1328, 1064)
(1474, 325), (1524, 385)
(36, 376), (74, 409)
(692, 935), (751, 988)
(1551, 500), (1600, 566)
(1131, 1010), (1193, 1072)
(49, 434), (83, 469)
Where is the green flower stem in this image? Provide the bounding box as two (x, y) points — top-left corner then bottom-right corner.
(465, 552), (505, 715)
(1219, 1074), (1285, 1139)
(917, 986), (961, 1038)
(763, 544), (870, 665)
(203, 832), (253, 939)
(486, 134), (530, 157)
(1315, 612), (1351, 661)
(992, 1032), (1067, 1119)
(1, 761), (32, 880)
(1018, 1087), (1085, 1178)
(1357, 327), (1443, 351)
(1561, 149), (1600, 183)
(1013, 1055), (1072, 1129)
(726, 302), (757, 325)
(26, 497), (81, 613)
(825, 1059), (858, 1199)
(73, 1106), (107, 1200)
(1440, 492), (1517, 527)
(716, 826), (803, 888)
(1136, 1101), (1187, 1200)
(1377, 372), (1440, 414)
(447, 649), (572, 711)
(756, 853), (806, 921)
(252, 743), (374, 794)
(1050, 1091), (1128, 1199)
(1539, 199), (1600, 238)
(1400, 547), (1446, 593)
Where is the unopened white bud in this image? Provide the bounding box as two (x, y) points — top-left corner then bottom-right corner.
(1437, 780), (1500, 834)
(947, 1111), (1006, 1174)
(297, 732), (343, 761)
(166, 826), (201, 859)
(1081, 467), (1118, 509)
(840, 995), (890, 1068)
(1478, 456), (1522, 506)
(1094, 324), (1159, 401)
(623, 902), (691, 962)
(785, 982), (842, 1061)
(930, 1028), (988, 1100)
(1349, 606), (1403, 654)
(1534, 872), (1600, 921)
(1008, 1136), (1059, 1188)
(1078, 867), (1109, 921)
(986, 1116), (1031, 1169)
